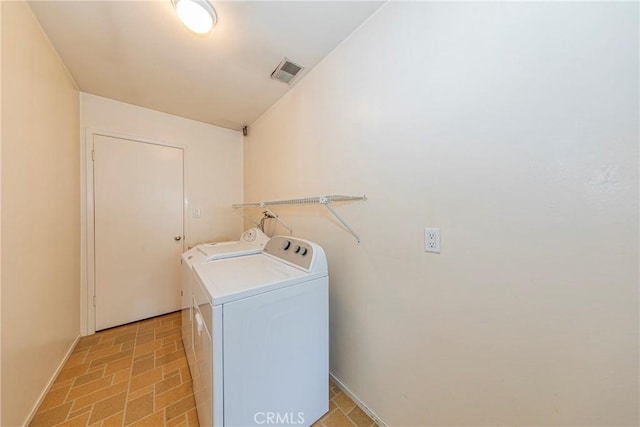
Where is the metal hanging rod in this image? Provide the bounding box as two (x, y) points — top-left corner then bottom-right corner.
(262, 207), (293, 234)
(234, 208), (293, 235)
(232, 195), (367, 243)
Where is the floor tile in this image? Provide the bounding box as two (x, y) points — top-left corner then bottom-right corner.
(67, 376), (114, 401)
(57, 410), (91, 427)
(124, 393), (154, 425)
(89, 348), (133, 369)
(165, 395), (196, 421)
(31, 311), (373, 427)
(105, 356), (133, 375)
(155, 381), (193, 410)
(321, 381), (375, 427)
(131, 355), (155, 376)
(101, 410), (125, 426)
(71, 380), (129, 412)
(156, 375), (182, 395)
(88, 391), (126, 424)
(333, 391), (356, 413)
(57, 364), (91, 382)
(30, 402), (73, 427)
(73, 369), (105, 387)
(322, 408), (357, 427)
(128, 410), (164, 427)
(347, 406), (374, 427)
(129, 367), (163, 392)
(31, 312), (197, 427)
(38, 385), (71, 412)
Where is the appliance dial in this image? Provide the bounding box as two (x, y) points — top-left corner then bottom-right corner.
(282, 240), (291, 251)
(294, 245), (301, 253)
(300, 247), (308, 256)
(242, 229), (257, 242)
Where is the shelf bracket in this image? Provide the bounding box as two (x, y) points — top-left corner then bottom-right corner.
(320, 196), (362, 244)
(234, 206), (260, 227)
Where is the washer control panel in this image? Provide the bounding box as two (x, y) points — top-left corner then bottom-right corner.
(264, 236), (314, 271)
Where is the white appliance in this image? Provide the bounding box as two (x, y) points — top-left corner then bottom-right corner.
(192, 236), (329, 427)
(181, 228), (270, 372)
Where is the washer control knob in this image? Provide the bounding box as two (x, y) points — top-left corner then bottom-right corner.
(294, 245), (301, 253)
(282, 240), (291, 251)
(242, 229), (257, 242)
(300, 247), (308, 256)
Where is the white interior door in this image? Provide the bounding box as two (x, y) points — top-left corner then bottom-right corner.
(93, 134), (184, 330)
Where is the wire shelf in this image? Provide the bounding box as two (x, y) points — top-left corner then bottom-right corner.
(232, 195), (367, 243)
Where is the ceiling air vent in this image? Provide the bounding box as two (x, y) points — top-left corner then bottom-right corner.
(271, 58), (304, 85)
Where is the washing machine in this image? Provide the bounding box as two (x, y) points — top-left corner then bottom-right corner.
(181, 228), (269, 372)
(192, 236), (329, 427)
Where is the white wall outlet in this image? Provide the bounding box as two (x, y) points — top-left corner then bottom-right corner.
(424, 228), (441, 253)
(193, 208), (201, 219)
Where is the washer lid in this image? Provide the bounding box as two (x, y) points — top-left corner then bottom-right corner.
(193, 254), (326, 305)
(196, 241), (263, 261)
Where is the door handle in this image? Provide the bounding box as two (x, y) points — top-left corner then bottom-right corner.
(174, 235), (182, 241)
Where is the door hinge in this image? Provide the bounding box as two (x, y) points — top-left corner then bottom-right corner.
(93, 295), (96, 307)
(91, 150), (95, 161)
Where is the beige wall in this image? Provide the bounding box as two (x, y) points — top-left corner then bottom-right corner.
(1, 2), (81, 426)
(245, 2), (639, 425)
(0, 2), (3, 423)
(80, 93), (243, 334)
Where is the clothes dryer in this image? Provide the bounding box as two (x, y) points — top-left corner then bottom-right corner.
(181, 228), (269, 372)
(192, 236), (328, 427)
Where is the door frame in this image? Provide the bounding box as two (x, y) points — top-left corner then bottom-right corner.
(82, 129), (188, 335)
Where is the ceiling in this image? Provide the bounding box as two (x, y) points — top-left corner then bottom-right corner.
(29, 1), (383, 130)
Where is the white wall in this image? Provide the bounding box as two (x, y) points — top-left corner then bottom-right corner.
(80, 93), (243, 334)
(1, 2), (80, 425)
(0, 2), (4, 422)
(244, 2), (639, 426)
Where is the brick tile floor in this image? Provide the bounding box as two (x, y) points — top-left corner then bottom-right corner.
(312, 382), (376, 427)
(31, 311), (375, 427)
(30, 311), (197, 427)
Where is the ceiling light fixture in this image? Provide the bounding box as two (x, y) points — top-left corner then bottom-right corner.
(172, 0), (217, 35)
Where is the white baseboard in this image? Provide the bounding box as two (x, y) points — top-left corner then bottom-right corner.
(329, 372), (387, 427)
(22, 335), (81, 427)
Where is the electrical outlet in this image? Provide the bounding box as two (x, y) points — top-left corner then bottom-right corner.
(424, 228), (441, 253)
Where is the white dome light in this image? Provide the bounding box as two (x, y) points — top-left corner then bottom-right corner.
(173, 0), (217, 35)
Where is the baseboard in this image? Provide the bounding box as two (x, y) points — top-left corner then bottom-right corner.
(329, 372), (387, 427)
(22, 335), (81, 426)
